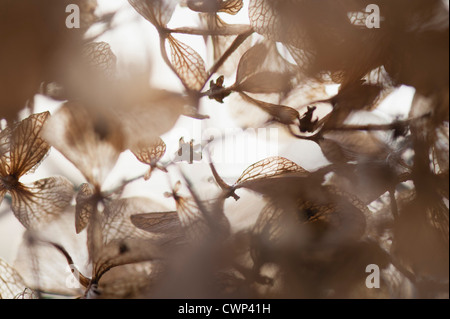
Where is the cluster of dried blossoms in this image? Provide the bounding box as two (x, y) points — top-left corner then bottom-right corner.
(0, 0), (448, 299)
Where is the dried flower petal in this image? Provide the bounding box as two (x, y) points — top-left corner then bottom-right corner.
(128, 0), (179, 27)
(235, 156), (308, 186)
(42, 103), (124, 187)
(5, 112), (50, 178)
(168, 35), (209, 91)
(187, 0), (243, 15)
(82, 41), (117, 78)
(75, 183), (96, 234)
(131, 212), (182, 235)
(10, 177), (75, 229)
(0, 258), (31, 299)
(131, 138), (166, 180)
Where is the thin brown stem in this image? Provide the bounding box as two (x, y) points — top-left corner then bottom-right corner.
(167, 25), (252, 36)
(324, 113), (431, 132)
(203, 28), (254, 89)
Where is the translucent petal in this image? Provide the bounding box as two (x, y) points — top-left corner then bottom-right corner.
(168, 35), (208, 91)
(75, 183), (96, 234)
(187, 0), (243, 14)
(235, 156), (308, 185)
(102, 197), (168, 244)
(239, 93), (299, 125)
(128, 0), (179, 27)
(0, 258), (30, 299)
(42, 103), (124, 187)
(130, 137), (166, 166)
(9, 112), (50, 178)
(82, 41), (117, 78)
(97, 262), (156, 298)
(10, 177), (74, 229)
(131, 212), (182, 235)
(116, 89), (185, 150)
(93, 238), (164, 282)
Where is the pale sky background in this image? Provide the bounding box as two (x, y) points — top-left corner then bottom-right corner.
(0, 0), (416, 265)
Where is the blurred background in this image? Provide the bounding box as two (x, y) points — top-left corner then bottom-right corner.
(0, 0), (418, 271)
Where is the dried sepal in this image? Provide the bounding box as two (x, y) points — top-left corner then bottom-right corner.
(128, 0), (178, 27)
(235, 42), (292, 94)
(319, 131), (393, 164)
(75, 183), (96, 234)
(97, 262), (157, 298)
(10, 177), (74, 229)
(187, 0), (243, 15)
(0, 258), (34, 299)
(252, 201), (284, 242)
(92, 238), (165, 283)
(235, 156), (308, 186)
(82, 41), (117, 78)
(239, 92), (300, 125)
(168, 35), (208, 91)
(236, 43), (269, 85)
(101, 198), (167, 244)
(117, 89), (185, 150)
(248, 0), (301, 46)
(3, 111), (50, 178)
(131, 212), (182, 236)
(42, 103), (125, 187)
(130, 138), (166, 180)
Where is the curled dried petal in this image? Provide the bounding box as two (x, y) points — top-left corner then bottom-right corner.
(239, 93), (300, 125)
(93, 238), (165, 282)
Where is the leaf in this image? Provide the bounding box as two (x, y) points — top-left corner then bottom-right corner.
(128, 0), (179, 27)
(0, 258), (32, 299)
(235, 156), (308, 186)
(42, 103), (125, 187)
(10, 176), (75, 229)
(168, 35), (208, 91)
